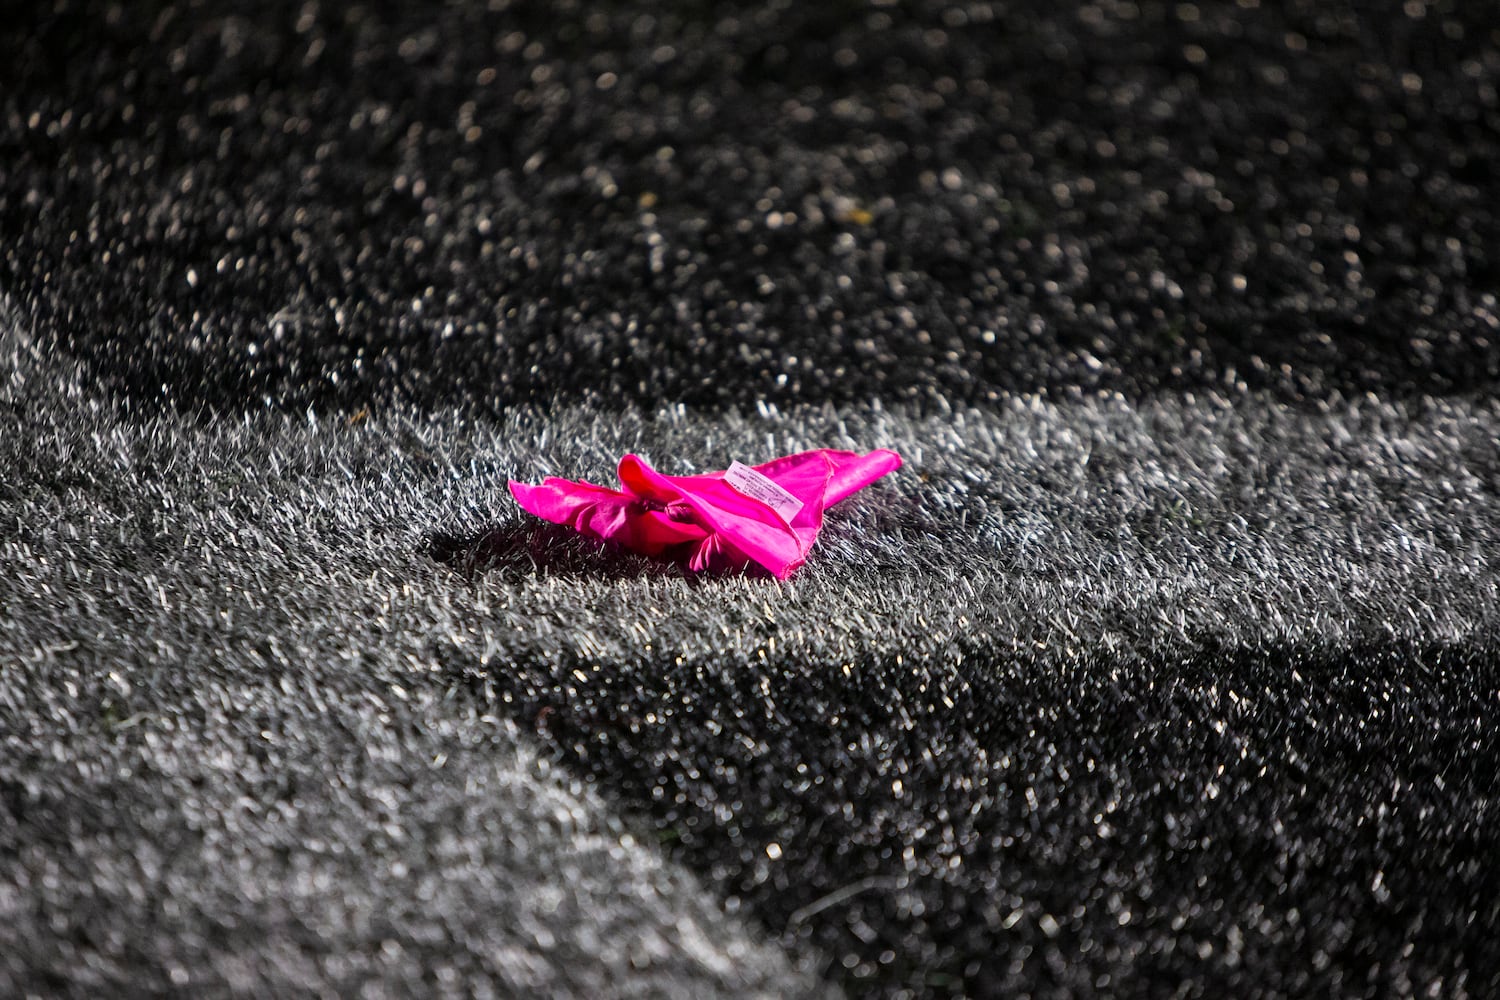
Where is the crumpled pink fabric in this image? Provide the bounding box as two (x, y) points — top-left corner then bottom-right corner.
(509, 448), (902, 579)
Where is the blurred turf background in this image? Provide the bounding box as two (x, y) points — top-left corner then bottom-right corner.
(4, 2), (1499, 997)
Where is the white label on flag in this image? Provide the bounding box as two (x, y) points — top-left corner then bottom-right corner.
(724, 461), (804, 522)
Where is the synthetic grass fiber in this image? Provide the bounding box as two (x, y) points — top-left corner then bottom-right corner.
(4, 2), (1500, 997)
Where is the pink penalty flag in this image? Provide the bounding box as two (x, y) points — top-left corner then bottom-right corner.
(508, 448), (902, 579)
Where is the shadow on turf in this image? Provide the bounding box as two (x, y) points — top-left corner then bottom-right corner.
(427, 523), (769, 583)
(428, 523), (644, 581)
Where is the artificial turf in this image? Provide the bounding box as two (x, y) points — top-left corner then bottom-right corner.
(4, 2), (1499, 997)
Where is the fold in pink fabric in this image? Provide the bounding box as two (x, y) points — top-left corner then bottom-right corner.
(508, 448), (902, 579)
